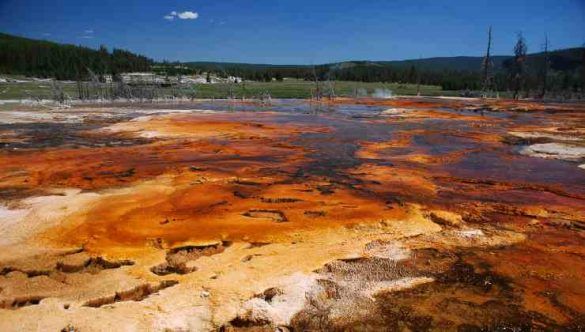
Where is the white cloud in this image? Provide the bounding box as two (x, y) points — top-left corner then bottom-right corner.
(164, 10), (198, 21)
(84, 29), (94, 34)
(177, 11), (198, 20)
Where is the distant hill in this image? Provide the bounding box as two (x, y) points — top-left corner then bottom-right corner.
(184, 62), (309, 71)
(180, 48), (584, 92)
(388, 48), (584, 72)
(378, 56), (509, 72)
(184, 57), (504, 73)
(184, 48), (584, 74)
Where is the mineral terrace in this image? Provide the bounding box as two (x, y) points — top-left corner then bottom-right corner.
(0, 97), (584, 331)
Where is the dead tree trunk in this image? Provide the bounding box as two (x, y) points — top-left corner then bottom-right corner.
(481, 26), (493, 98)
(312, 65), (322, 101)
(512, 33), (527, 100)
(539, 35), (549, 99)
(325, 71), (336, 100)
(416, 56), (422, 96)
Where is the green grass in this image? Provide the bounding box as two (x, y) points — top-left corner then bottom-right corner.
(0, 79), (458, 100)
(0, 81), (77, 100)
(193, 80), (456, 98)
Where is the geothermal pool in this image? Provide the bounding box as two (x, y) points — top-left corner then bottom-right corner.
(0, 98), (584, 330)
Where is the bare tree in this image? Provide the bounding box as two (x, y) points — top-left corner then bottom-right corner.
(582, 43), (585, 97)
(218, 66), (236, 100)
(416, 55), (422, 96)
(311, 65), (322, 100)
(51, 80), (67, 104)
(325, 71), (336, 100)
(481, 26), (493, 98)
(539, 35), (549, 99)
(511, 32), (528, 99)
(86, 67), (104, 100)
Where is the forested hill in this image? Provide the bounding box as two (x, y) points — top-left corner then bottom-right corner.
(383, 48), (584, 72)
(178, 48), (584, 91)
(0, 33), (152, 80)
(183, 57), (510, 73)
(0, 32), (583, 93)
(183, 48), (584, 76)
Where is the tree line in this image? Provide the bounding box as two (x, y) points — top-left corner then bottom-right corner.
(0, 33), (151, 80)
(176, 42), (584, 97)
(1, 32), (584, 98)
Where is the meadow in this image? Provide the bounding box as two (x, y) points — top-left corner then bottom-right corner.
(0, 78), (457, 101)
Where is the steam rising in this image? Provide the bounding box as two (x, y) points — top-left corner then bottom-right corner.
(372, 88), (393, 99)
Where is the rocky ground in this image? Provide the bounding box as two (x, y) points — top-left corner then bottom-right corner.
(0, 97), (583, 331)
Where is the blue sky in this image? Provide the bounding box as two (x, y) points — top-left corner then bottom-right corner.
(0, 0), (584, 64)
